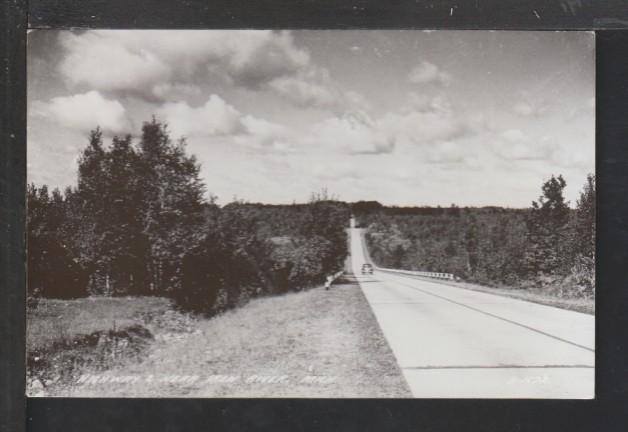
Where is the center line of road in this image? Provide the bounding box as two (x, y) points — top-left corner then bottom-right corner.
(384, 274), (595, 353)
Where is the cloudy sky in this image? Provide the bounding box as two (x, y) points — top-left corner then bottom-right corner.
(27, 30), (594, 207)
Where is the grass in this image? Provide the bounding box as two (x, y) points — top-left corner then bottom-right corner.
(393, 275), (595, 315)
(27, 296), (173, 353)
(47, 280), (412, 398)
(26, 296), (196, 396)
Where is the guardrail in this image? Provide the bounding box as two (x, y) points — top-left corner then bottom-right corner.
(376, 267), (457, 281)
(324, 270), (344, 290)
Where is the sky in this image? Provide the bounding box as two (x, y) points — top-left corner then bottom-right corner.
(27, 30), (595, 207)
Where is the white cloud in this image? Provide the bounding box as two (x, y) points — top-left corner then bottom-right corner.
(308, 113), (395, 155)
(238, 115), (293, 152)
(59, 31), (338, 105)
(222, 31), (309, 88)
(502, 129), (527, 142)
(567, 97), (596, 120)
(59, 32), (171, 94)
(57, 30), (368, 111)
(268, 65), (370, 110)
(28, 30), (595, 207)
(156, 95), (243, 138)
(402, 93), (434, 112)
(381, 110), (476, 165)
(545, 135), (593, 171)
(288, 93), (483, 164)
(492, 129), (557, 161)
(423, 141), (469, 164)
(402, 93), (454, 115)
(408, 61), (451, 85)
(151, 83), (204, 102)
(268, 76), (336, 108)
(513, 102), (535, 117)
(310, 160), (364, 181)
(241, 115), (288, 138)
(31, 90), (130, 134)
(155, 95), (294, 153)
(380, 110), (470, 147)
(512, 101), (548, 117)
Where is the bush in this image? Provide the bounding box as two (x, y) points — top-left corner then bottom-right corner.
(173, 200), (349, 315)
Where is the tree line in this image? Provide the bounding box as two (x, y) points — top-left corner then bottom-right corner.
(27, 119), (349, 315)
(356, 174), (595, 299)
(28, 116), (595, 306)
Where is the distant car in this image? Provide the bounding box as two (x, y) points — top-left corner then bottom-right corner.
(361, 263), (374, 275)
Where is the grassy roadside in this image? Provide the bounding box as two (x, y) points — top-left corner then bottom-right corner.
(26, 296), (198, 396)
(32, 279), (411, 398)
(453, 279), (594, 315)
(381, 271), (594, 315)
(27, 296), (172, 353)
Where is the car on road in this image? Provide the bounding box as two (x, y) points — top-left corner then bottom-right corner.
(361, 263), (374, 275)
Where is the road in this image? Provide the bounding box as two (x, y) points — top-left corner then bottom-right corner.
(349, 225), (595, 398)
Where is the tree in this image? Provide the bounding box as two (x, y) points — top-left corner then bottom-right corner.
(101, 135), (148, 295)
(392, 244), (406, 268)
(64, 119), (206, 297)
(27, 184), (88, 298)
(523, 175), (570, 280)
(29, 118), (362, 309)
(302, 194), (350, 274)
(73, 127), (113, 293)
(136, 119), (206, 294)
(351, 201), (384, 227)
(572, 174), (595, 294)
(463, 214), (479, 277)
(574, 174), (595, 260)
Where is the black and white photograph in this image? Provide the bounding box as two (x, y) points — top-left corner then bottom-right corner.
(25, 30), (595, 399)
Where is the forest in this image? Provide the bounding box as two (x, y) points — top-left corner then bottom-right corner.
(355, 173), (595, 299)
(28, 117), (595, 315)
(27, 119), (350, 315)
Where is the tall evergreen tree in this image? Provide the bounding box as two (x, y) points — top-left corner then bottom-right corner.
(574, 174), (595, 260)
(524, 175), (570, 280)
(572, 174), (595, 294)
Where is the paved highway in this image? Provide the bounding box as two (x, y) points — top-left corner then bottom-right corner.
(349, 225), (595, 398)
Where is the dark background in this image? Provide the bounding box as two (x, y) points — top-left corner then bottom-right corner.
(2, 1), (628, 431)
